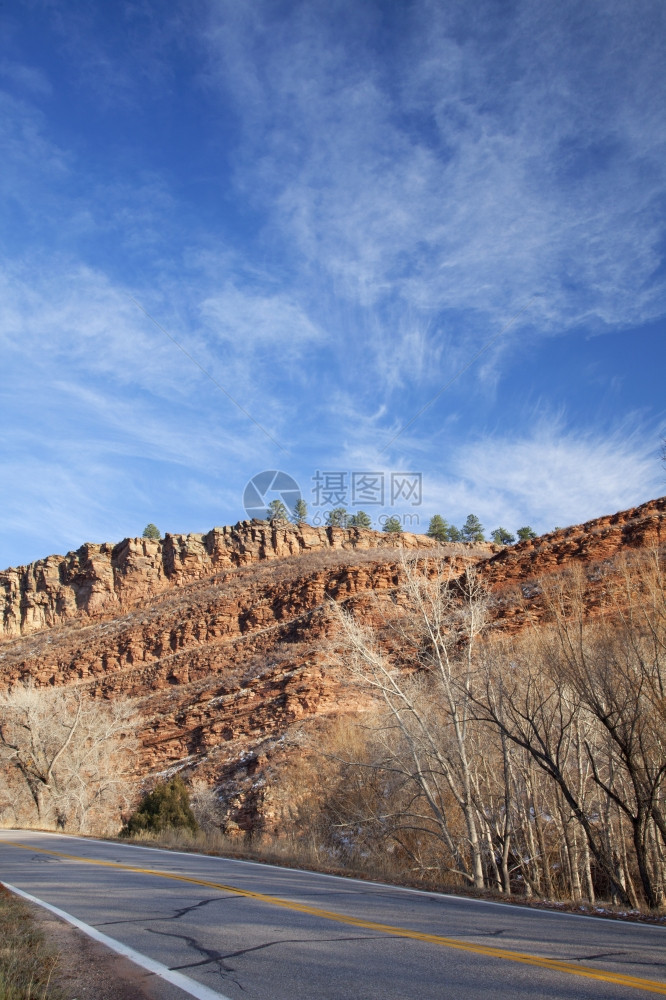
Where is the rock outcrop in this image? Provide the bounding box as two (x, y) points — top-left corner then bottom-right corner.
(482, 495), (666, 587)
(0, 498), (663, 835)
(0, 522), (443, 640)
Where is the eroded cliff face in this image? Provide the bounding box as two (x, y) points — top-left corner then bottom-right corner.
(1, 498), (664, 835)
(483, 495), (666, 585)
(479, 495), (666, 631)
(0, 522), (443, 640)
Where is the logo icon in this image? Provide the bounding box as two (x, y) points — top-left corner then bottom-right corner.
(243, 470), (302, 521)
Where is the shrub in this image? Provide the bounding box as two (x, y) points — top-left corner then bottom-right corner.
(121, 777), (198, 836)
(268, 500), (289, 524)
(427, 515), (450, 542)
(292, 499), (308, 524)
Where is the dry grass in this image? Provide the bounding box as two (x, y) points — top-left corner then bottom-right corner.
(118, 827), (666, 925)
(122, 825), (320, 867)
(0, 887), (63, 1000)
(120, 824), (391, 883)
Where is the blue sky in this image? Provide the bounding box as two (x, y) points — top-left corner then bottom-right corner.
(1, 0), (665, 569)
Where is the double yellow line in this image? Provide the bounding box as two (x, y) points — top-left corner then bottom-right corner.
(3, 839), (665, 995)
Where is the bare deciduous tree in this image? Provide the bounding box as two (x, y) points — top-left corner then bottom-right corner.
(324, 548), (666, 908)
(189, 778), (224, 833)
(542, 556), (666, 908)
(471, 552), (666, 908)
(0, 683), (137, 834)
(330, 558), (492, 889)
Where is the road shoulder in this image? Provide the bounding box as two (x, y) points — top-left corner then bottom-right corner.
(27, 898), (172, 1000)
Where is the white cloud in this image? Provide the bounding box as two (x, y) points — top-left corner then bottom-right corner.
(0, 454), (141, 566)
(0, 261), (187, 395)
(199, 0), (666, 364)
(1, 1), (663, 567)
(0, 89), (69, 210)
(200, 284), (322, 353)
(434, 419), (664, 533)
(0, 255), (322, 422)
(0, 256), (297, 567)
(0, 60), (52, 98)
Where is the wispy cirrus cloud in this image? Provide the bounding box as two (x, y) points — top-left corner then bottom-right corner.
(200, 284), (322, 355)
(0, 59), (52, 98)
(200, 0), (666, 358)
(428, 418), (664, 534)
(0, 1), (663, 569)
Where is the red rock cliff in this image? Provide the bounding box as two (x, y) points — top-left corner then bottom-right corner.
(0, 521), (443, 640)
(0, 498), (663, 834)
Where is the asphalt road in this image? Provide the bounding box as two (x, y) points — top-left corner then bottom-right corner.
(0, 830), (665, 1000)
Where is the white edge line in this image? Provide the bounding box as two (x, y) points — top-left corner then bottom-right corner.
(1, 881), (232, 1000)
(7, 830), (666, 932)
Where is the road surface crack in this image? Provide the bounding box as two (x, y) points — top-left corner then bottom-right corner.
(172, 896), (222, 919)
(211, 933), (387, 963)
(576, 951), (627, 961)
(147, 926), (245, 991)
(97, 895), (239, 927)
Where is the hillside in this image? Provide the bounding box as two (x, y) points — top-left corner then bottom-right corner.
(1, 497), (664, 836)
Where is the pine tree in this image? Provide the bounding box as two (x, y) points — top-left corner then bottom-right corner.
(427, 515), (450, 542)
(516, 525), (538, 541)
(326, 507), (349, 528)
(490, 527), (515, 545)
(267, 499), (289, 524)
(349, 510), (372, 529)
(447, 524), (462, 542)
(382, 516), (403, 534)
(461, 514), (485, 543)
(142, 523), (161, 540)
(292, 499), (308, 524)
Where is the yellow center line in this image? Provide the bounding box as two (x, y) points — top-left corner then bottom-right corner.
(2, 839), (665, 995)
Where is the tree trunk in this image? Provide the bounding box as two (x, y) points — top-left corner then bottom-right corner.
(633, 809), (658, 910)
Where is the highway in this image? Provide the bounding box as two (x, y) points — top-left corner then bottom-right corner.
(0, 830), (665, 999)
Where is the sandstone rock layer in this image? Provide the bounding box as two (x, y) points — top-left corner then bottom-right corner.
(1, 498), (663, 833)
(0, 523), (442, 640)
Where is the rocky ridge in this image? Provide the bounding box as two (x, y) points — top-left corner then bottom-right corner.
(1, 497), (664, 834)
(0, 522), (442, 640)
